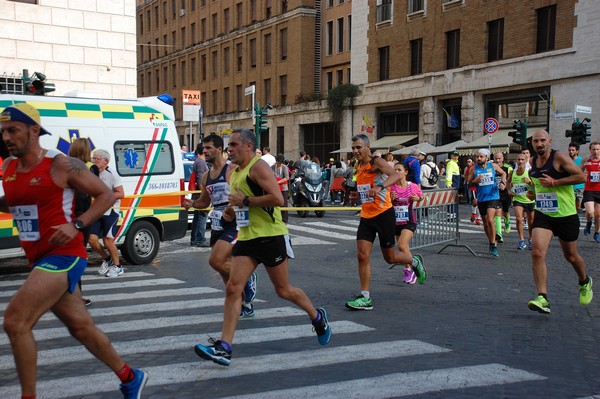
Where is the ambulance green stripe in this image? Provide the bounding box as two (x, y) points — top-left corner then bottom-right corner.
(65, 103), (101, 111)
(102, 112), (135, 119)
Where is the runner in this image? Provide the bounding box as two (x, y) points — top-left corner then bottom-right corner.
(493, 152), (514, 241)
(507, 153), (535, 250)
(389, 162), (424, 285)
(0, 103), (147, 398)
(526, 130), (592, 313)
(582, 141), (600, 242)
(466, 149), (507, 257)
(345, 134), (426, 311)
(183, 134), (258, 319)
(568, 142), (585, 212)
(193, 129), (331, 366)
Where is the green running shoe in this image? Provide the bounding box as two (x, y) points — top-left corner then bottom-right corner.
(579, 276), (593, 305)
(504, 216), (511, 234)
(345, 294), (373, 310)
(528, 295), (551, 314)
(412, 254), (427, 284)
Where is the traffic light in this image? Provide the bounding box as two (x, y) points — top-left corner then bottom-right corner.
(254, 102), (271, 149)
(508, 119), (528, 145)
(566, 118), (592, 146)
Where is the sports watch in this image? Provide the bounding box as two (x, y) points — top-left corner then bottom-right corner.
(73, 219), (85, 231)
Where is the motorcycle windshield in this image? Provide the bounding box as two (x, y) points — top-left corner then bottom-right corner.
(305, 169), (322, 184)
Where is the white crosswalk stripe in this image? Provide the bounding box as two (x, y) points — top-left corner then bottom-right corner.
(0, 269), (546, 398)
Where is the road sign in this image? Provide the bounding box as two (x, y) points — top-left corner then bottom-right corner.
(576, 105), (592, 114)
(245, 85), (255, 96)
(555, 112), (573, 120)
(484, 118), (499, 134)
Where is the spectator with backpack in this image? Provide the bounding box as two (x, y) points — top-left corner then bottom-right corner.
(404, 149), (424, 186)
(420, 155), (439, 190)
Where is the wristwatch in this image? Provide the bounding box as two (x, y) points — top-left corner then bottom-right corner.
(73, 219), (85, 231)
(242, 196), (250, 206)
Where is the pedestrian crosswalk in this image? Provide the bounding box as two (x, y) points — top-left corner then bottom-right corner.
(0, 270), (546, 398)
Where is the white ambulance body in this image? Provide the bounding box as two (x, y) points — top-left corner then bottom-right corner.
(0, 94), (188, 265)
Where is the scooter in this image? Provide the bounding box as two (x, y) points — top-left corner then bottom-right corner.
(290, 163), (325, 218)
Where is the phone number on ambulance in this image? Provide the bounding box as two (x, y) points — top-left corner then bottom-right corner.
(147, 182), (180, 190)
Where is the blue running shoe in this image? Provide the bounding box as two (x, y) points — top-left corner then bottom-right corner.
(312, 307), (332, 346)
(517, 240), (527, 250)
(243, 272), (258, 303)
(528, 240), (532, 250)
(239, 303), (255, 319)
(584, 221), (592, 236)
(594, 232), (600, 243)
(119, 369), (148, 399)
(490, 244), (499, 257)
(194, 339), (231, 366)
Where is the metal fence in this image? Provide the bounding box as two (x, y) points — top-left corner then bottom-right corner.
(411, 188), (476, 255)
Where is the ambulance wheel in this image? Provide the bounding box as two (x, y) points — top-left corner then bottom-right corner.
(121, 220), (160, 265)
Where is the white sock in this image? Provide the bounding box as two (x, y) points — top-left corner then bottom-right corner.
(361, 290), (370, 300)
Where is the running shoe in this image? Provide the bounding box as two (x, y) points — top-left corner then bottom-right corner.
(584, 221), (592, 236)
(412, 255), (427, 284)
(239, 303), (255, 319)
(504, 216), (511, 234)
(475, 218), (482, 225)
(119, 369), (148, 399)
(83, 298), (92, 306)
(528, 295), (550, 314)
(594, 232), (600, 243)
(403, 268), (417, 284)
(243, 272), (258, 303)
(495, 234), (504, 244)
(489, 244), (499, 257)
(98, 259), (113, 276)
(194, 338), (232, 366)
(106, 265), (124, 277)
(580, 276), (593, 305)
(523, 220), (528, 230)
(517, 240), (527, 250)
(312, 307), (332, 346)
(470, 213), (476, 222)
(528, 240), (532, 250)
(345, 294), (373, 310)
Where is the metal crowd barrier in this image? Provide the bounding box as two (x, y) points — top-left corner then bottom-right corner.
(412, 188), (476, 256)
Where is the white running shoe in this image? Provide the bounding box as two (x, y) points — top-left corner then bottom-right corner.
(106, 265), (124, 277)
(98, 259), (113, 276)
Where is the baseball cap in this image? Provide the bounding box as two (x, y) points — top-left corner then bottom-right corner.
(418, 151), (427, 156)
(329, 158), (335, 162)
(451, 150), (460, 156)
(0, 103), (52, 135)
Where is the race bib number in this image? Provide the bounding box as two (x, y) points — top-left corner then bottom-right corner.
(536, 192), (558, 213)
(357, 184), (374, 203)
(234, 206), (250, 227)
(478, 172), (494, 186)
(208, 209), (223, 231)
(590, 171), (600, 183)
(10, 205), (40, 241)
(394, 205), (409, 224)
(513, 183), (528, 196)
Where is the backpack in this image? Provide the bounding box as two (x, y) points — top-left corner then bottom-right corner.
(404, 158), (418, 184)
(426, 163), (439, 186)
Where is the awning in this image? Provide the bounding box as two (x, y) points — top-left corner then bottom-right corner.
(391, 142), (437, 155)
(370, 134), (418, 150)
(330, 146), (353, 154)
(431, 139), (468, 154)
(456, 130), (519, 156)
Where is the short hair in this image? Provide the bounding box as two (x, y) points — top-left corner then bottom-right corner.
(262, 147), (270, 152)
(351, 134), (370, 145)
(232, 128), (256, 149)
(589, 141), (600, 149)
(203, 134), (224, 150)
(276, 154), (285, 163)
(92, 148), (110, 162)
(569, 143), (580, 150)
(426, 155), (434, 162)
(410, 149), (420, 156)
(68, 138), (91, 163)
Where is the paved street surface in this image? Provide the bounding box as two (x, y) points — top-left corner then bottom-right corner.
(0, 204), (599, 398)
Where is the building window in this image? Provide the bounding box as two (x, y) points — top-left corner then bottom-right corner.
(264, 78), (271, 104)
(201, 0), (206, 6)
(190, 23), (196, 44)
(201, 92), (207, 112)
(446, 29), (460, 69)
(236, 42), (243, 71)
(211, 50), (218, 78)
(377, 0), (392, 22)
(154, 6), (158, 28)
(224, 8), (230, 33)
(280, 75), (287, 106)
(224, 87), (230, 113)
(264, 33), (272, 64)
(154, 38), (159, 58)
(201, 54), (207, 80)
(191, 57), (196, 83)
(410, 38), (422, 75)
(171, 63), (177, 87)
(201, 18), (206, 41)
(336, 70), (343, 85)
(327, 71), (333, 93)
(251, 0), (257, 23)
(172, 31), (176, 51)
(380, 109), (419, 135)
(181, 27), (186, 47)
(145, 10), (149, 33)
(212, 89), (218, 114)
(181, 61), (186, 85)
(191, 0), (196, 12)
(337, 17), (344, 53)
(282, 0), (288, 13)
(212, 13), (217, 38)
(277, 126), (285, 156)
(326, 21), (333, 55)
(280, 28), (288, 60)
(172, 0), (177, 19)
(536, 5), (556, 53)
(236, 2), (243, 29)
(487, 18), (504, 62)
(347, 15), (352, 50)
(347, 67), (351, 83)
(163, 35), (167, 55)
(140, 74), (144, 96)
(408, 0), (425, 13)
(327, 0), (333, 7)
(224, 47), (230, 75)
(266, 0), (272, 19)
(378, 46), (390, 81)
(250, 38), (257, 68)
(163, 1), (167, 24)
(236, 84), (243, 111)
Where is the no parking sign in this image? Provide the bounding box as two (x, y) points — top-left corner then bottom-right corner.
(484, 118), (499, 134)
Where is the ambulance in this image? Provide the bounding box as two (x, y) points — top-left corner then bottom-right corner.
(0, 94), (188, 265)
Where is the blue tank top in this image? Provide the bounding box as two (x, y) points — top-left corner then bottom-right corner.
(475, 161), (499, 202)
(205, 163), (235, 231)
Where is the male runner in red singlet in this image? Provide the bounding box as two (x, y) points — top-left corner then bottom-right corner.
(0, 103), (147, 399)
